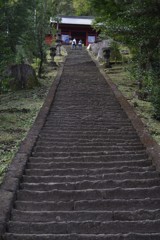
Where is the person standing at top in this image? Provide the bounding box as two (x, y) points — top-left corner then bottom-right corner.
(71, 38), (77, 49)
(78, 39), (82, 50)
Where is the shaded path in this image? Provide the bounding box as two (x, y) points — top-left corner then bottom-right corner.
(4, 49), (160, 239)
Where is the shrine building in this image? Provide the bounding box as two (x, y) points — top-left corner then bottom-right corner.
(50, 16), (98, 46)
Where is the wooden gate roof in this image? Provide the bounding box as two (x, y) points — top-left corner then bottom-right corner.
(50, 16), (94, 26)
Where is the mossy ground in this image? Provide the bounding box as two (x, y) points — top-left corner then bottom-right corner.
(105, 65), (160, 144)
(0, 50), (66, 183)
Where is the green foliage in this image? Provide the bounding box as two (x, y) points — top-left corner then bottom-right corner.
(72, 0), (93, 16)
(15, 45), (27, 64)
(52, 0), (74, 15)
(91, 0), (160, 120)
(0, 0), (61, 86)
(110, 41), (122, 62)
(151, 85), (160, 120)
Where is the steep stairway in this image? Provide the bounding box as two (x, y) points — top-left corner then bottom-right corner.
(4, 49), (160, 239)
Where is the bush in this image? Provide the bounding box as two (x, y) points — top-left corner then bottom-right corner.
(110, 42), (122, 62)
(151, 84), (160, 120)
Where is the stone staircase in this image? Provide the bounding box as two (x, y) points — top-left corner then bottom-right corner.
(4, 49), (160, 239)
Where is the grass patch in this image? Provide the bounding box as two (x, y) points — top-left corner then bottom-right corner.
(0, 50), (66, 183)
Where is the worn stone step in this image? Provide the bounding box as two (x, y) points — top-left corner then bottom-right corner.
(30, 152), (149, 162)
(42, 126), (134, 131)
(33, 145), (145, 153)
(50, 111), (124, 114)
(51, 106), (122, 109)
(36, 139), (144, 149)
(47, 116), (129, 121)
(42, 123), (136, 130)
(48, 109), (126, 114)
(27, 160), (151, 170)
(38, 136), (140, 142)
(35, 140), (144, 147)
(11, 210), (112, 222)
(28, 156), (149, 164)
(49, 108), (123, 113)
(42, 123), (134, 128)
(21, 179), (160, 191)
(46, 117), (129, 122)
(11, 209), (160, 223)
(31, 150), (147, 158)
(48, 109), (127, 113)
(46, 110), (128, 115)
(23, 172), (160, 183)
(14, 198), (160, 212)
(44, 121), (132, 127)
(7, 219), (160, 234)
(17, 186), (160, 201)
(40, 130), (136, 135)
(24, 166), (155, 177)
(4, 233), (160, 240)
(39, 132), (139, 138)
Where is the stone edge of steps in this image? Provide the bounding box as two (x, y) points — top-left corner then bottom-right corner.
(88, 49), (160, 172)
(0, 59), (66, 238)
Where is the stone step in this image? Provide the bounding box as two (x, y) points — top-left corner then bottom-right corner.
(27, 160), (151, 170)
(36, 138), (141, 145)
(38, 135), (140, 142)
(48, 107), (123, 112)
(46, 116), (129, 121)
(7, 219), (160, 234)
(16, 186), (160, 202)
(33, 145), (145, 153)
(4, 233), (160, 240)
(29, 156), (149, 164)
(50, 103), (121, 106)
(42, 125), (133, 130)
(23, 172), (160, 183)
(24, 166), (155, 177)
(48, 108), (126, 112)
(46, 107), (125, 112)
(11, 209), (160, 222)
(44, 121), (132, 126)
(39, 123), (135, 131)
(31, 150), (147, 158)
(29, 153), (149, 162)
(45, 116), (130, 121)
(47, 114), (128, 118)
(11, 210), (113, 222)
(35, 141), (144, 147)
(40, 129), (136, 134)
(21, 179), (160, 191)
(14, 198), (160, 212)
(38, 135), (140, 141)
(39, 132), (139, 138)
